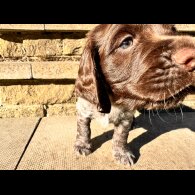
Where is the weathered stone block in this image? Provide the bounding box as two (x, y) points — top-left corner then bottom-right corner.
(0, 62), (32, 79)
(44, 24), (97, 31)
(23, 39), (63, 57)
(0, 105), (44, 118)
(0, 83), (75, 105)
(47, 103), (76, 116)
(63, 38), (86, 55)
(32, 61), (79, 79)
(0, 24), (44, 31)
(0, 38), (24, 58)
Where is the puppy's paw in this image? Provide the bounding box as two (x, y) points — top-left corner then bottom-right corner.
(113, 148), (135, 166)
(74, 142), (92, 156)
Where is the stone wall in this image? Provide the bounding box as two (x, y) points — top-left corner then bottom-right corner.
(0, 24), (195, 118)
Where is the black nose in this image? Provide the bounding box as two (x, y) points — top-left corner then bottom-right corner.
(172, 48), (195, 71)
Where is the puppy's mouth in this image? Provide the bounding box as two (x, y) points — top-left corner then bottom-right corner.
(144, 86), (192, 110)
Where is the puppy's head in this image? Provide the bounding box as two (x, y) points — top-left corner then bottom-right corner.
(75, 24), (195, 112)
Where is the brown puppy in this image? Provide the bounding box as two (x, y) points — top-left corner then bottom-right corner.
(74, 24), (195, 166)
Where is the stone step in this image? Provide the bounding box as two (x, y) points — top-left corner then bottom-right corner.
(0, 100), (194, 118)
(0, 24), (195, 32)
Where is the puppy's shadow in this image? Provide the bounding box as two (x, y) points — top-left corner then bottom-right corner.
(91, 105), (195, 163)
(91, 130), (114, 152)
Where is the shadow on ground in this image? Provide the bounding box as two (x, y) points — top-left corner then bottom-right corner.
(91, 105), (195, 163)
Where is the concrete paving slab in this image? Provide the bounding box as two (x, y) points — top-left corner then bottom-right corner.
(0, 117), (40, 170)
(17, 112), (195, 170)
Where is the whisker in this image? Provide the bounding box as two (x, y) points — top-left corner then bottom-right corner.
(179, 105), (184, 122)
(168, 88), (176, 99)
(156, 109), (168, 123)
(150, 102), (155, 116)
(163, 91), (170, 115)
(163, 90), (175, 117)
(165, 108), (174, 117)
(148, 110), (153, 125)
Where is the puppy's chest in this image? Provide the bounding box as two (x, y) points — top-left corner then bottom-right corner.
(95, 113), (110, 128)
(95, 106), (135, 127)
(76, 97), (135, 127)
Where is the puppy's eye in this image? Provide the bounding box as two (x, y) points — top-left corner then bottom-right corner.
(119, 36), (133, 49)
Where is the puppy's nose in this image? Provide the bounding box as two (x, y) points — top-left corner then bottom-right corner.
(172, 48), (195, 71)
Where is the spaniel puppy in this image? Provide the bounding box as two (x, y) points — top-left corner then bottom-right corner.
(74, 24), (195, 166)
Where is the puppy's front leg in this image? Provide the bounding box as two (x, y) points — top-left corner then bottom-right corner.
(74, 113), (92, 156)
(112, 116), (135, 166)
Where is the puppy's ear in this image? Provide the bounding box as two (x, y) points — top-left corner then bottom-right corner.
(75, 38), (111, 113)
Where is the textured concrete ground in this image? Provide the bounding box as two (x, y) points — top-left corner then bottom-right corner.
(0, 117), (40, 170)
(0, 111), (195, 170)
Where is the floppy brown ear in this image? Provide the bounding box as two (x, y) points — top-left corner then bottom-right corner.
(75, 38), (111, 113)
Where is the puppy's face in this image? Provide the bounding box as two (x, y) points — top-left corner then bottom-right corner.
(76, 24), (195, 112)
